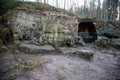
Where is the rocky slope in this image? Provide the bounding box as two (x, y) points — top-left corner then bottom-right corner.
(95, 21), (120, 49)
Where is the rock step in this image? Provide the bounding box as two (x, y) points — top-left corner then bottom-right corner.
(18, 44), (95, 59)
(59, 47), (95, 59)
(18, 44), (55, 54)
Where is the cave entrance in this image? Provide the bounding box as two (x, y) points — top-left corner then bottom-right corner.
(78, 21), (97, 43)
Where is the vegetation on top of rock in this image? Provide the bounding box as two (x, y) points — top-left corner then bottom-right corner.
(0, 0), (22, 16)
(0, 0), (76, 17)
(16, 2), (76, 17)
(0, 47), (6, 53)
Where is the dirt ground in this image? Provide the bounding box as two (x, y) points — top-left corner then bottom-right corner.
(0, 44), (120, 80)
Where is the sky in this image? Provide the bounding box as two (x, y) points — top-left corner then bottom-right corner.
(25, 0), (104, 10)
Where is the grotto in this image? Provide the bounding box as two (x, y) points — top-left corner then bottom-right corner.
(78, 20), (97, 43)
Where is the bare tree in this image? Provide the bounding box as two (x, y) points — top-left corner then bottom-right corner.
(118, 0), (120, 21)
(56, 0), (58, 8)
(35, 0), (39, 3)
(64, 0), (66, 9)
(46, 0), (49, 4)
(96, 0), (101, 19)
(84, 0), (87, 15)
(44, 0), (46, 4)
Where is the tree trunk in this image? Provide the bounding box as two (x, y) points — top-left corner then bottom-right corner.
(97, 0), (101, 19)
(84, 0), (86, 16)
(44, 0), (46, 4)
(64, 0), (66, 9)
(56, 0), (58, 8)
(119, 0), (120, 20)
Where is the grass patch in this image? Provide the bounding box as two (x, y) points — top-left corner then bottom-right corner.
(57, 74), (65, 80)
(79, 52), (94, 60)
(0, 47), (6, 53)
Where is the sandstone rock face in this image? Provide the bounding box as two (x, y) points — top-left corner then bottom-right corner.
(13, 9), (84, 46)
(95, 36), (120, 49)
(97, 21), (120, 38)
(95, 21), (120, 49)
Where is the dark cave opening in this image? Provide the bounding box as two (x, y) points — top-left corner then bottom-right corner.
(78, 22), (97, 43)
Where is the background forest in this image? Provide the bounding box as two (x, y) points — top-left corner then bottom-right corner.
(0, 0), (120, 21)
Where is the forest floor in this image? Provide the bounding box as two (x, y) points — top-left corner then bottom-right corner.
(0, 43), (120, 80)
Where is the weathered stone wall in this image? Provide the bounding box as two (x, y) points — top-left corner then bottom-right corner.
(14, 10), (46, 29)
(13, 9), (84, 46)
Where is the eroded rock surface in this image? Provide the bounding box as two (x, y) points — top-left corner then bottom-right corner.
(97, 21), (120, 38)
(13, 9), (84, 47)
(18, 44), (55, 54)
(0, 45), (120, 80)
(59, 47), (95, 59)
(95, 36), (120, 49)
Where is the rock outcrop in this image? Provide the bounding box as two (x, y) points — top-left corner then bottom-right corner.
(12, 9), (84, 47)
(95, 36), (120, 49)
(59, 47), (95, 59)
(111, 38), (120, 49)
(95, 36), (112, 47)
(18, 44), (55, 54)
(96, 21), (120, 38)
(95, 21), (120, 49)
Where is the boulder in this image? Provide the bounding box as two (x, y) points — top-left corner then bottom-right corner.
(97, 21), (120, 38)
(95, 36), (112, 47)
(111, 39), (120, 49)
(95, 36), (120, 49)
